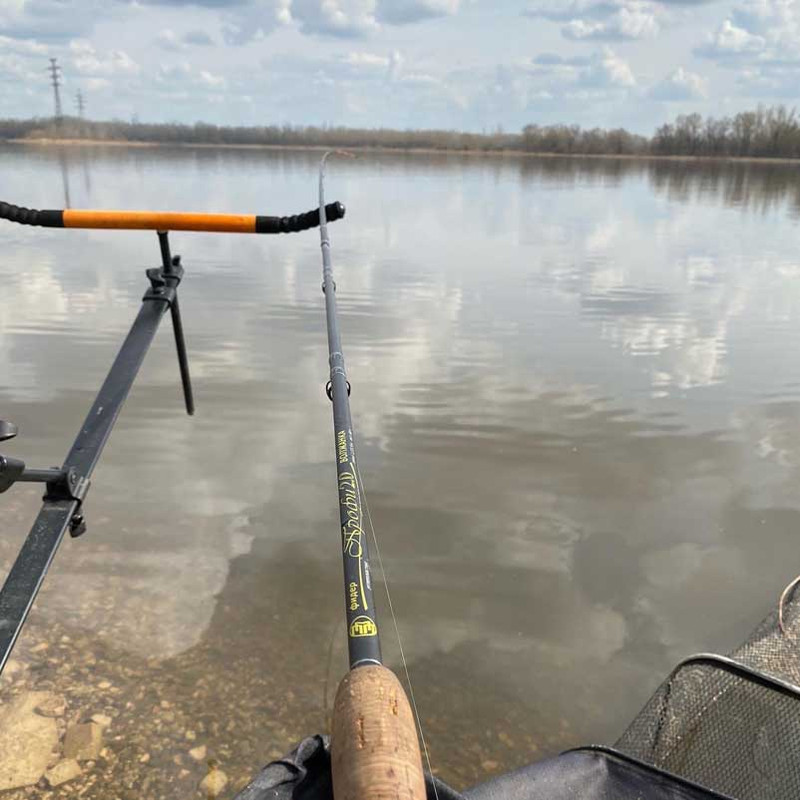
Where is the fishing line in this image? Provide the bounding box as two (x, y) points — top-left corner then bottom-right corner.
(355, 461), (441, 800)
(778, 573), (800, 636)
(322, 616), (345, 730)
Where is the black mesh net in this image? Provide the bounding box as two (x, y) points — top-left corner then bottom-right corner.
(615, 584), (800, 799)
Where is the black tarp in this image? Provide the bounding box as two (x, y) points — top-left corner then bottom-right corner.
(233, 736), (729, 800)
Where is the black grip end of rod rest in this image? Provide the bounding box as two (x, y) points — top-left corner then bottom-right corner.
(0, 201), (63, 227)
(255, 201), (345, 234)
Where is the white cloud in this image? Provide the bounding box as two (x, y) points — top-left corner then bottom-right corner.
(694, 0), (800, 100)
(388, 48), (403, 80)
(696, 19), (767, 58)
(400, 70), (442, 86)
(199, 68), (226, 88)
(336, 49), (417, 84)
(342, 50), (391, 68)
(156, 28), (185, 51)
(524, 1), (624, 22)
(563, 3), (660, 40)
(526, 0), (666, 42)
(649, 66), (707, 100)
(69, 40), (140, 77)
(0, 52), (37, 81)
(155, 61), (192, 83)
(85, 77), (110, 90)
(697, 1), (800, 65)
(220, 0), (292, 45)
(155, 62), (229, 93)
(289, 0), (379, 37)
(276, 0), (293, 24)
(375, 0), (460, 24)
(275, 0), (460, 39)
(513, 46), (636, 98)
(731, 0), (798, 37)
(183, 29), (214, 46)
(527, 52), (592, 80)
(0, 0), (117, 41)
(125, 0), (460, 40)
(0, 32), (46, 84)
(583, 46), (636, 87)
(460, 45), (636, 126)
(735, 64), (800, 98)
(563, 19), (607, 38)
(0, 32), (46, 54)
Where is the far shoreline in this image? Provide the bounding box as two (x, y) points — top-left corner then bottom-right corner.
(6, 137), (800, 166)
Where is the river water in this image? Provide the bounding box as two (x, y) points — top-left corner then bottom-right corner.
(1, 144), (800, 796)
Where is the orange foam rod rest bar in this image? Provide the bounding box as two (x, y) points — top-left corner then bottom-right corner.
(64, 209), (256, 232)
(0, 201), (345, 234)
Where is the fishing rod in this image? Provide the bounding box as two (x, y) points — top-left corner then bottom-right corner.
(317, 153), (426, 800)
(0, 197), (344, 674)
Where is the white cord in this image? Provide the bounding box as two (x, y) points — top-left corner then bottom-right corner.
(356, 461), (440, 799)
(779, 573), (800, 636)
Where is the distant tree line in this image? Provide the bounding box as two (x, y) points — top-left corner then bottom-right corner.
(651, 107), (800, 159)
(520, 124), (647, 155)
(521, 107), (800, 158)
(2, 106), (800, 159)
(0, 117), (519, 152)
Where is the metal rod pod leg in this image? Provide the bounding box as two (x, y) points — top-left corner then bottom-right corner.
(157, 231), (195, 416)
(170, 296), (195, 416)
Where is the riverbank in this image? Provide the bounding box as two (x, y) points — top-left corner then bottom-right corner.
(7, 137), (800, 166)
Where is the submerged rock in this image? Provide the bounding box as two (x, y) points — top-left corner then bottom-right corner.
(63, 721), (104, 761)
(35, 694), (67, 718)
(189, 745), (207, 762)
(199, 767), (228, 797)
(1, 659), (25, 679)
(0, 692), (59, 790)
(45, 759), (82, 787)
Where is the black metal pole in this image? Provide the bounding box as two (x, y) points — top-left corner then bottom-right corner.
(158, 231), (194, 416)
(318, 155), (381, 669)
(0, 267), (180, 673)
(16, 468), (65, 483)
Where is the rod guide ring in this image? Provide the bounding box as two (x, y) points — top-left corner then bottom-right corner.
(326, 380), (351, 401)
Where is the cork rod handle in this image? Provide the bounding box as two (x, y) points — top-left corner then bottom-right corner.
(331, 664), (427, 800)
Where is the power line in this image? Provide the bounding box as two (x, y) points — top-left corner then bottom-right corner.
(48, 58), (62, 121)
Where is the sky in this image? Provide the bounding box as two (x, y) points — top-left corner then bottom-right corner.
(0, 0), (799, 133)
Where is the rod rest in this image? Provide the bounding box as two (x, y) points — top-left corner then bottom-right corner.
(0, 200), (346, 234)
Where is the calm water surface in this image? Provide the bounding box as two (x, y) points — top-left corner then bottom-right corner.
(2, 144), (800, 795)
